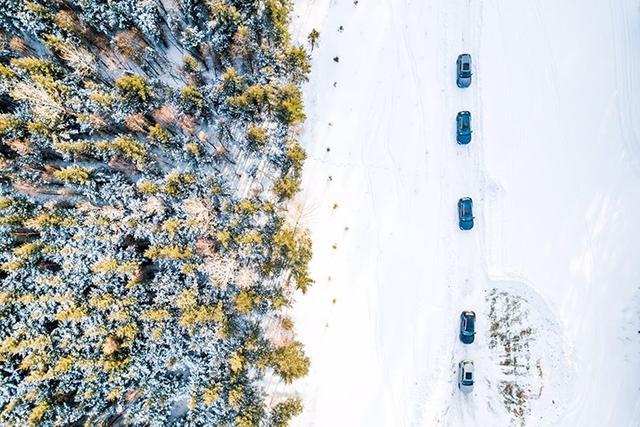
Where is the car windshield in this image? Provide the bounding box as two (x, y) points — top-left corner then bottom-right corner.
(466, 316), (475, 331)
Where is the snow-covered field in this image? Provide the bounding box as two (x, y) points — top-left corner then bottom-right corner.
(289, 0), (640, 426)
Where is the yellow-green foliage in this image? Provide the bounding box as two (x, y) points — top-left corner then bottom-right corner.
(42, 34), (66, 54)
(180, 85), (204, 109)
(235, 414), (255, 427)
(175, 287), (197, 310)
(11, 57), (58, 77)
(25, 1), (48, 16)
(14, 242), (40, 259)
(144, 244), (192, 260)
(179, 305), (221, 328)
(52, 355), (75, 374)
(32, 74), (70, 98)
(25, 212), (67, 229)
(28, 401), (49, 425)
(181, 263), (196, 274)
(229, 351), (244, 373)
(88, 91), (115, 107)
(1, 334), (51, 357)
(212, 302), (226, 323)
(229, 84), (274, 110)
(236, 199), (259, 215)
(111, 136), (147, 166)
(1, 259), (23, 271)
(273, 174), (300, 199)
(207, 0), (241, 25)
(148, 124), (170, 144)
(277, 84), (305, 124)
(0, 114), (20, 134)
(91, 258), (139, 274)
(227, 385), (243, 409)
(265, 0), (291, 42)
(88, 294), (115, 311)
(273, 228), (313, 293)
(183, 54), (199, 73)
(53, 140), (91, 157)
(0, 64), (16, 80)
(115, 323), (137, 345)
(53, 166), (91, 184)
(235, 290), (259, 313)
(54, 10), (80, 35)
(246, 124), (267, 147)
(232, 25), (251, 55)
(236, 230), (263, 246)
(137, 179), (158, 194)
(141, 309), (170, 322)
(0, 197), (13, 209)
(268, 341), (309, 383)
(287, 45), (311, 81)
(162, 218), (180, 236)
(55, 306), (88, 322)
(202, 385), (221, 406)
(286, 140), (307, 173)
(0, 215), (23, 226)
(163, 171), (196, 196)
(115, 74), (151, 101)
(220, 67), (241, 93)
(271, 398), (304, 427)
(27, 121), (53, 137)
(175, 289), (224, 328)
(184, 142), (201, 157)
(215, 230), (232, 247)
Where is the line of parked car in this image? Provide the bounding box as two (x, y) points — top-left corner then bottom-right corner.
(456, 53), (476, 394)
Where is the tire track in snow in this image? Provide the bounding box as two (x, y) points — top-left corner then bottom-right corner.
(412, 0), (464, 423)
(608, 0), (640, 175)
(443, 0), (504, 425)
(385, 0), (435, 423)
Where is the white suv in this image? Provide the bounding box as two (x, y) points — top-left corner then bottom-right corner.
(458, 360), (474, 393)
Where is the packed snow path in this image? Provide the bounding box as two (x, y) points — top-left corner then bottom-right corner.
(291, 0), (640, 426)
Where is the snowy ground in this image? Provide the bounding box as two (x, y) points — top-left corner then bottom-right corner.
(289, 0), (640, 426)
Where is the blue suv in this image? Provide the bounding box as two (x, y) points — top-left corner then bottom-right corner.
(456, 111), (472, 144)
(458, 197), (474, 230)
(459, 311), (476, 344)
(456, 54), (472, 88)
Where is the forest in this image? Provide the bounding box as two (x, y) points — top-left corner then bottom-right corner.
(0, 0), (312, 425)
